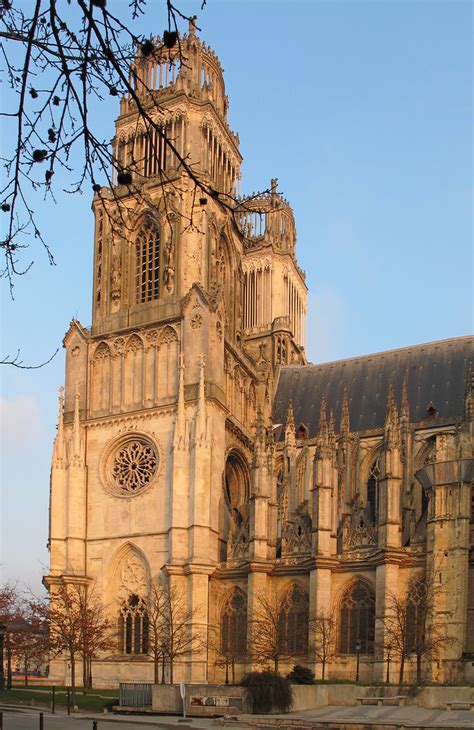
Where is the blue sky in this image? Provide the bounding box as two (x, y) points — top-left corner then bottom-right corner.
(1, 0), (472, 591)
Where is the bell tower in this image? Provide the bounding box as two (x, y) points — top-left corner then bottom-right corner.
(46, 19), (308, 686)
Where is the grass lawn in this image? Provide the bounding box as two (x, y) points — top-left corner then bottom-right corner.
(0, 688), (119, 713)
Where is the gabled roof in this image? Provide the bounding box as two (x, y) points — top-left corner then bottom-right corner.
(272, 337), (473, 438)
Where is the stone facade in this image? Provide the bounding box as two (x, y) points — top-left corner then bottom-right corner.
(44, 22), (474, 687)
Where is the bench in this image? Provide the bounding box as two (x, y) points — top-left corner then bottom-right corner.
(356, 696), (406, 707)
(446, 701), (474, 711)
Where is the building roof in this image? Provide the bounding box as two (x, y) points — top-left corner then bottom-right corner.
(272, 337), (473, 438)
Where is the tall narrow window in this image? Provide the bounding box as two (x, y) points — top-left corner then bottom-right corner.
(118, 594), (149, 655)
(338, 581), (375, 655)
(278, 585), (309, 655)
(135, 221), (160, 303)
(367, 458), (380, 526)
(221, 589), (247, 658)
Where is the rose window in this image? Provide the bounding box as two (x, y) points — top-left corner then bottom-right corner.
(112, 439), (158, 493)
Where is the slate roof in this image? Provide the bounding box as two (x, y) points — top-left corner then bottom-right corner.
(272, 337), (473, 438)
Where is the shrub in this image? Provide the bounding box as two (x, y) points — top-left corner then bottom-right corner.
(241, 670), (293, 714)
(287, 664), (315, 685)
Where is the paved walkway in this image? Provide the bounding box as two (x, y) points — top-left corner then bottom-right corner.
(2, 703), (474, 730)
(247, 704), (474, 728)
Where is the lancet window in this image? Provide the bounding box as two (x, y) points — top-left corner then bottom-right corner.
(366, 457), (380, 526)
(338, 581), (375, 655)
(221, 590), (247, 658)
(277, 585), (309, 655)
(118, 594), (149, 655)
(135, 220), (160, 303)
(405, 580), (427, 652)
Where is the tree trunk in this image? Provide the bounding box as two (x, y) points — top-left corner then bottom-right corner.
(322, 660), (325, 681)
(398, 656), (405, 685)
(24, 657), (28, 687)
(161, 655), (165, 684)
(70, 654), (76, 707)
(88, 657), (92, 690)
(416, 654), (422, 685)
(154, 655), (159, 684)
(82, 656), (88, 694)
(170, 658), (173, 685)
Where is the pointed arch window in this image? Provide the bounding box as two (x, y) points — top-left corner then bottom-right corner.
(118, 594), (149, 654)
(278, 585), (309, 655)
(339, 581), (375, 655)
(135, 220), (160, 303)
(366, 457), (380, 526)
(405, 580), (427, 653)
(221, 590), (247, 658)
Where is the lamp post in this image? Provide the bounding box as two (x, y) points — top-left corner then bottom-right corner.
(355, 638), (361, 683)
(0, 623), (6, 691)
(386, 644), (392, 685)
(224, 654), (229, 685)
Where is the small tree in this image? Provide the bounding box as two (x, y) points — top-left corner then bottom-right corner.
(38, 581), (112, 704)
(8, 605), (49, 686)
(381, 589), (412, 684)
(249, 586), (309, 674)
(312, 612), (337, 681)
(35, 584), (82, 706)
(76, 588), (113, 692)
(382, 570), (449, 685)
(147, 575), (204, 684)
(147, 578), (168, 684)
(405, 573), (448, 685)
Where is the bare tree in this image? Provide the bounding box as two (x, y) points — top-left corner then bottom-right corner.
(7, 597), (49, 687)
(146, 577), (168, 685)
(405, 573), (449, 686)
(35, 581), (111, 704)
(382, 570), (450, 686)
(249, 588), (308, 674)
(312, 611), (336, 681)
(75, 587), (113, 692)
(380, 589), (412, 684)
(147, 575), (204, 684)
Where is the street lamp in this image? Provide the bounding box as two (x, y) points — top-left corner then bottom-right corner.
(386, 644), (392, 685)
(224, 654), (229, 685)
(355, 638), (361, 683)
(0, 623), (6, 691)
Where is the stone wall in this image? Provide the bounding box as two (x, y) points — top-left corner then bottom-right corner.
(152, 683), (250, 715)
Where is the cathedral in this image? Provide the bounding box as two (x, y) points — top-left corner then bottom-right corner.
(44, 22), (474, 688)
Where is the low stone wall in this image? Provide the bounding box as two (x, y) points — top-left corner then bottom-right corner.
(290, 683), (474, 711)
(152, 683), (250, 716)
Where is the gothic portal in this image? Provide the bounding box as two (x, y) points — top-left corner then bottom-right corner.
(45, 21), (474, 687)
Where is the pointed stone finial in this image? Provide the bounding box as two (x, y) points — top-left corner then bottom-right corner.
(53, 386), (66, 467)
(71, 381), (82, 462)
(464, 363), (473, 422)
(340, 386), (350, 438)
(400, 375), (410, 428)
(385, 383), (400, 448)
(328, 408), (336, 453)
(256, 408), (265, 441)
(189, 15), (197, 37)
(285, 400), (296, 448)
(173, 351), (186, 450)
(195, 353), (208, 447)
(319, 395), (328, 438)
